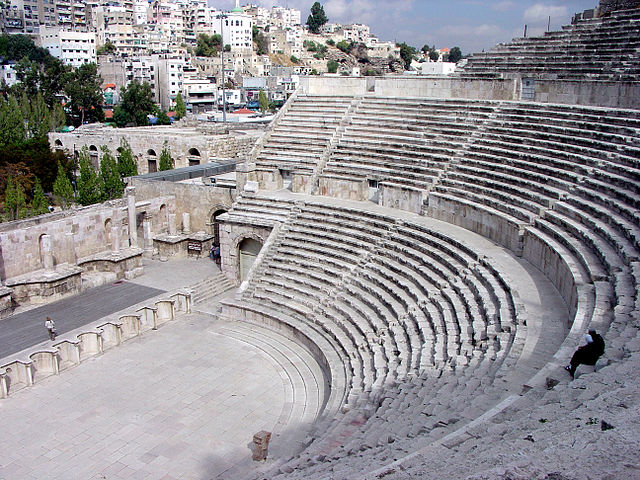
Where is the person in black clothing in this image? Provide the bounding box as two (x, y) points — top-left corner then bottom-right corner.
(565, 329), (605, 378)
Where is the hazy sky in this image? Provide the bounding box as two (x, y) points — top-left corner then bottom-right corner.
(212, 1), (599, 54)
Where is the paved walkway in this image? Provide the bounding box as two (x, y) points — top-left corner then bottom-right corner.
(0, 283), (164, 358)
(0, 313), (303, 480)
(0, 257), (220, 363)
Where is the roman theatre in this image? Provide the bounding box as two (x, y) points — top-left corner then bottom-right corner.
(1, 2), (639, 479)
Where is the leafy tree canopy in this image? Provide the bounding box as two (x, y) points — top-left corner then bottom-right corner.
(96, 41), (116, 56)
(306, 2), (328, 34)
(100, 146), (124, 200)
(327, 59), (339, 74)
(397, 42), (417, 70)
(196, 34), (222, 57)
(117, 138), (138, 178)
(158, 142), (173, 171)
(448, 46), (463, 63)
(76, 147), (103, 206)
(119, 80), (155, 127)
(53, 160), (75, 209)
(64, 62), (105, 126)
(174, 92), (186, 119)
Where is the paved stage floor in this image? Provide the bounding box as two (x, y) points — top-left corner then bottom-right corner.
(0, 313), (290, 480)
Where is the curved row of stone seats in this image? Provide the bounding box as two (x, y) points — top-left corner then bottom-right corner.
(223, 196), (520, 477)
(0, 293), (190, 399)
(458, 8), (640, 79)
(321, 97), (497, 189)
(254, 95), (353, 174)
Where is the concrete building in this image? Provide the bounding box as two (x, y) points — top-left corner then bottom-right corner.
(39, 26), (97, 67)
(181, 75), (217, 113)
(211, 0), (252, 51)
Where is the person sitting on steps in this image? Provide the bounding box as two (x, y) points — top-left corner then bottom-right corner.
(565, 329), (605, 378)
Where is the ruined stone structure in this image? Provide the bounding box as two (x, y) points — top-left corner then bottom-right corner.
(1, 3), (639, 479)
(599, 0), (640, 14)
(49, 123), (264, 175)
(207, 4), (640, 478)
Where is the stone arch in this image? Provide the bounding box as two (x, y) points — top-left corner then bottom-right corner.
(158, 204), (168, 232)
(207, 205), (229, 246)
(88, 145), (99, 169)
(38, 234), (53, 270)
(237, 237), (263, 282)
(104, 218), (112, 247)
(54, 139), (63, 148)
(147, 149), (158, 173)
(188, 147), (200, 157)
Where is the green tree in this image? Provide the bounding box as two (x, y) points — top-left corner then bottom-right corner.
(258, 89), (268, 115)
(117, 139), (138, 178)
(119, 80), (155, 127)
(21, 92), (65, 139)
(224, 44), (231, 52)
(52, 160), (74, 209)
(306, 2), (328, 34)
(76, 147), (103, 206)
(290, 55), (299, 64)
(326, 39), (335, 46)
(156, 111), (171, 125)
(336, 40), (353, 54)
(30, 177), (49, 216)
(398, 42), (417, 70)
(113, 105), (130, 127)
(174, 92), (186, 119)
(252, 26), (268, 55)
(0, 95), (26, 149)
(158, 143), (173, 171)
(327, 59), (339, 74)
(195, 33), (222, 57)
(96, 41), (116, 55)
(64, 62), (105, 126)
(448, 46), (463, 63)
(429, 50), (440, 61)
(4, 176), (27, 221)
(100, 146), (123, 200)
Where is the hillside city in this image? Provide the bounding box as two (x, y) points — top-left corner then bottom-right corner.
(0, 0), (460, 119)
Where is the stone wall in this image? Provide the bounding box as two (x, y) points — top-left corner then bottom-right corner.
(219, 221), (272, 285)
(128, 178), (236, 234)
(299, 76), (519, 101)
(49, 125), (263, 175)
(0, 192), (174, 283)
(599, 0), (640, 13)
(298, 76), (640, 109)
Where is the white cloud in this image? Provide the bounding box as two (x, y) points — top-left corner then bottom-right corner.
(523, 4), (568, 24)
(492, 1), (515, 12)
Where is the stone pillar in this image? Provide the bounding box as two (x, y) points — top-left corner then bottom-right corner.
(41, 234), (54, 271)
(126, 186), (138, 248)
(182, 213), (191, 234)
(168, 214), (177, 236)
(252, 431), (271, 461)
(111, 226), (120, 254)
(65, 232), (76, 265)
(142, 214), (153, 252)
(236, 162), (256, 194)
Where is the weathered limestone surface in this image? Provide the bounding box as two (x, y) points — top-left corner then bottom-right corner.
(49, 124), (262, 174)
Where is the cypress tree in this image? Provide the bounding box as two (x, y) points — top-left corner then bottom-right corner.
(117, 138), (138, 178)
(31, 177), (49, 215)
(100, 146), (124, 200)
(52, 161), (74, 209)
(4, 176), (27, 221)
(76, 147), (103, 206)
(158, 142), (173, 171)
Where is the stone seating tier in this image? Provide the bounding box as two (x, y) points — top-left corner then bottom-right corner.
(458, 8), (640, 79)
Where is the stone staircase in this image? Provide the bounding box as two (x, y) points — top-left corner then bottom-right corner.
(188, 272), (235, 305)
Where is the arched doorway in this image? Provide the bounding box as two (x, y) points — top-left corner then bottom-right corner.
(89, 145), (99, 169)
(147, 149), (157, 173)
(211, 209), (227, 247)
(239, 238), (262, 281)
(188, 148), (201, 167)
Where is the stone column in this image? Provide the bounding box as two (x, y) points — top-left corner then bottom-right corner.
(236, 162), (256, 193)
(182, 213), (191, 234)
(111, 226), (120, 254)
(168, 214), (177, 236)
(41, 234), (54, 271)
(142, 214), (153, 252)
(126, 186), (138, 248)
(65, 232), (76, 265)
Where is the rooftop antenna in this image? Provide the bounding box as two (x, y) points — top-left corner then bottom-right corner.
(548, 15), (551, 32)
(523, 24), (528, 37)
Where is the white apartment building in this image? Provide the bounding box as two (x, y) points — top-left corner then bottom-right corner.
(244, 5), (269, 28)
(341, 23), (371, 43)
(181, 75), (216, 113)
(0, 64), (19, 88)
(211, 1), (252, 51)
(39, 26), (96, 67)
(270, 6), (301, 29)
(133, 0), (149, 25)
(148, 0), (184, 44)
(155, 55), (185, 110)
(102, 24), (146, 56)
